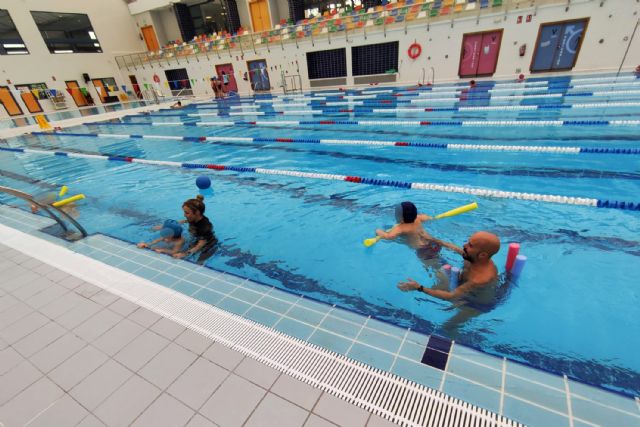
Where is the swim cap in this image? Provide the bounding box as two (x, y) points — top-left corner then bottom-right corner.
(395, 201), (418, 223)
(160, 219), (182, 238)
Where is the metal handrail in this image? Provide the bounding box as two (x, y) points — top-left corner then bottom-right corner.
(0, 185), (88, 239)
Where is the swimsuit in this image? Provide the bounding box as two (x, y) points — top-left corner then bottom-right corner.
(416, 240), (442, 260)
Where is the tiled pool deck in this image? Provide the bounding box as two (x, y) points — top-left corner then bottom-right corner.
(1, 204), (639, 426)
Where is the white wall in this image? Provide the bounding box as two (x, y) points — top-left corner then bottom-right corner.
(119, 0), (640, 99)
(0, 0), (145, 119)
(237, 0), (253, 32)
(156, 7), (181, 43)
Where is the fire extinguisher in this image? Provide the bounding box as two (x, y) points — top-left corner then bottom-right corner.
(519, 44), (527, 57)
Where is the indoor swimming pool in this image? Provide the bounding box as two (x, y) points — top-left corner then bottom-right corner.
(1, 73), (639, 400)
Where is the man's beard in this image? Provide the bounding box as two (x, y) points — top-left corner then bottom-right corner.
(462, 249), (474, 263)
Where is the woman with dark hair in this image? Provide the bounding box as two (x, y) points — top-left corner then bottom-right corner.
(173, 195), (218, 263)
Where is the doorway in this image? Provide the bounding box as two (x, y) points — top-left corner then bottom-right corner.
(65, 81), (88, 107)
(14, 85), (43, 114)
(141, 25), (160, 52)
(530, 19), (589, 73)
(249, 0), (271, 32)
(215, 64), (238, 92)
(247, 60), (271, 92)
(129, 75), (142, 99)
(458, 30), (503, 78)
(0, 86), (23, 116)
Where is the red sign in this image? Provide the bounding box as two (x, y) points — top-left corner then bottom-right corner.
(517, 16), (522, 24)
(153, 74), (160, 83)
(526, 14), (532, 23)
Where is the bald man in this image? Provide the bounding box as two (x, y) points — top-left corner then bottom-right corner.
(398, 231), (501, 305)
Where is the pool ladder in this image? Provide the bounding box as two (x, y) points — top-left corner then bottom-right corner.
(0, 185), (87, 240)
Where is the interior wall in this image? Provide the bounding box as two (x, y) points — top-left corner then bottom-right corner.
(119, 0), (640, 99)
(237, 0), (253, 32)
(0, 0), (145, 119)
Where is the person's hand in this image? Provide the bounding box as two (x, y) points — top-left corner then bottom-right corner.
(173, 252), (187, 259)
(375, 229), (385, 237)
(153, 248), (164, 253)
(397, 278), (421, 292)
(137, 242), (148, 249)
(423, 215), (433, 221)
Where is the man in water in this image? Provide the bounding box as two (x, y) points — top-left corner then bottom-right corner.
(375, 201), (443, 265)
(398, 231), (500, 305)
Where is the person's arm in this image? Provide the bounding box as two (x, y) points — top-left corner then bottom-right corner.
(431, 238), (463, 255)
(417, 213), (432, 222)
(137, 237), (163, 249)
(173, 239), (207, 258)
(397, 278), (476, 301)
(375, 225), (402, 240)
(158, 237), (185, 255)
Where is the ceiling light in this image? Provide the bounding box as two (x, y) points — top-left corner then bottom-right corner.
(3, 43), (25, 48)
(53, 49), (73, 53)
(6, 51), (28, 55)
(88, 31), (96, 40)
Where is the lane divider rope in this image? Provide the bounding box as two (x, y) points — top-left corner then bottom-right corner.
(2, 144), (637, 211)
(34, 131), (640, 155)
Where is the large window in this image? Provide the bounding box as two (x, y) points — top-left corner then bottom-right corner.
(307, 48), (346, 79)
(31, 11), (102, 54)
(0, 9), (28, 55)
(188, 1), (230, 35)
(303, 0), (363, 19)
(352, 42), (398, 76)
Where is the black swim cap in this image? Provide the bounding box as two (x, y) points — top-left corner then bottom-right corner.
(395, 201), (418, 223)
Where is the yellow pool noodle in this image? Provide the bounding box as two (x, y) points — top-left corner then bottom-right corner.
(58, 185), (68, 197)
(52, 194), (85, 208)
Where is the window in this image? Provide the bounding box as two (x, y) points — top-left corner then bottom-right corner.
(188, 0), (230, 36)
(15, 83), (48, 100)
(303, 0), (362, 19)
(0, 9), (28, 55)
(352, 42), (398, 76)
(307, 48), (346, 79)
(31, 11), (102, 53)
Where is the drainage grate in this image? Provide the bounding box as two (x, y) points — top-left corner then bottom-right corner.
(128, 288), (522, 427)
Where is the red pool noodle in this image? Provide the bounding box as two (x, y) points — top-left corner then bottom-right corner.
(506, 243), (520, 272)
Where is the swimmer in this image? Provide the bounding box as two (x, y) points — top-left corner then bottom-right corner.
(375, 201), (442, 263)
(137, 220), (185, 255)
(173, 195), (218, 264)
(398, 231), (500, 306)
(170, 100), (184, 109)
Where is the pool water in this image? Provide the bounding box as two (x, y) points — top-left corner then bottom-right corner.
(1, 74), (639, 397)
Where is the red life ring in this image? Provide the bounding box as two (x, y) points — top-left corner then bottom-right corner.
(153, 74), (160, 83)
(407, 43), (422, 60)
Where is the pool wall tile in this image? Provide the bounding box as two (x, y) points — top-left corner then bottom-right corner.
(275, 318), (314, 341)
(356, 328), (402, 354)
(229, 286), (263, 304)
(398, 340), (426, 360)
(571, 396), (640, 426)
(391, 359), (443, 390)
(256, 295), (293, 314)
(447, 356), (502, 389)
(217, 297), (251, 315)
(172, 280), (202, 296)
(442, 375), (501, 414)
(347, 343), (394, 371)
(193, 288), (224, 306)
(320, 316), (362, 339)
(204, 278), (237, 295)
(244, 306), (281, 327)
(503, 396), (570, 427)
(568, 380), (639, 413)
(506, 359), (565, 390)
(504, 374), (568, 414)
(449, 344), (503, 371)
(287, 305), (326, 325)
(308, 329), (352, 354)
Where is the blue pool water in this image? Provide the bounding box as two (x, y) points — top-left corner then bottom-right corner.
(1, 74), (639, 396)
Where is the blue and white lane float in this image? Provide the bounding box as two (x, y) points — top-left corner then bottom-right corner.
(2, 145), (638, 211)
(95, 119), (640, 127)
(31, 131), (640, 155)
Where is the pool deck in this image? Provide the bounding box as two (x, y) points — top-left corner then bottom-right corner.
(0, 241), (401, 427)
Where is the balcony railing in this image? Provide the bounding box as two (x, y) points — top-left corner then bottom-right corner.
(115, 0), (573, 70)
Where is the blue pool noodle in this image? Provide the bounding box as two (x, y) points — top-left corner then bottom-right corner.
(511, 255), (527, 276)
